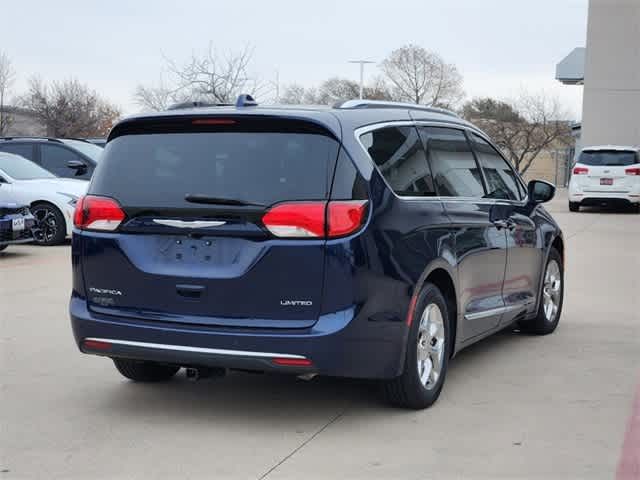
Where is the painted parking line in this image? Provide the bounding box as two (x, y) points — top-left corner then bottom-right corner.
(617, 379), (640, 480)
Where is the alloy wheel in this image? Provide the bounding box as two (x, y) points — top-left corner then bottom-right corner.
(416, 303), (446, 390)
(32, 206), (59, 244)
(542, 260), (562, 322)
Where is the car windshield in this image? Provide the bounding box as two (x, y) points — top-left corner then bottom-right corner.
(579, 150), (638, 166)
(0, 153), (56, 180)
(61, 139), (103, 162)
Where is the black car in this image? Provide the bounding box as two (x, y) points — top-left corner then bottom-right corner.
(0, 137), (102, 180)
(0, 202), (36, 251)
(71, 97), (564, 409)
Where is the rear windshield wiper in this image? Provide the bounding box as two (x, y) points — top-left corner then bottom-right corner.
(184, 194), (265, 208)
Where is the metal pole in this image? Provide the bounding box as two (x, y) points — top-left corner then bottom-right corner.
(348, 60), (375, 100)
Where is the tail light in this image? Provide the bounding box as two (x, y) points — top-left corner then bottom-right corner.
(573, 166), (589, 175)
(73, 195), (125, 231)
(625, 167), (640, 176)
(262, 200), (368, 239)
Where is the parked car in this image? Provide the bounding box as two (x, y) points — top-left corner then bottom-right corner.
(0, 202), (36, 252)
(70, 97), (564, 409)
(569, 145), (640, 212)
(0, 137), (102, 180)
(0, 152), (88, 245)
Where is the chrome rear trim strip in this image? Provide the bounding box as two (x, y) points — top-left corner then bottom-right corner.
(84, 338), (306, 359)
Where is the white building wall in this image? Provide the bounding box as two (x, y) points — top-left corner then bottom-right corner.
(581, 0), (640, 147)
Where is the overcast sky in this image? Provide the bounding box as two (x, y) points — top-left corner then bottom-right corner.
(3, 0), (587, 117)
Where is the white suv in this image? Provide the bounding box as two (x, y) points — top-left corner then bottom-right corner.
(568, 146), (640, 212)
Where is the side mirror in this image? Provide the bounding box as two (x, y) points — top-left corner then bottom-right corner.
(67, 160), (88, 176)
(527, 179), (556, 204)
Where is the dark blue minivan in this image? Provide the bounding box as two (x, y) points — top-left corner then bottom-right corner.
(70, 98), (564, 408)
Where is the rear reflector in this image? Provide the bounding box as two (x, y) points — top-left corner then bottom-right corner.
(74, 195), (126, 231)
(83, 339), (112, 351)
(272, 357), (313, 367)
(262, 200), (368, 239)
(405, 292), (419, 326)
(573, 166), (589, 175)
(625, 167), (640, 176)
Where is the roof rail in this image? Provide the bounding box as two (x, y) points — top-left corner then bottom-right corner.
(335, 99), (460, 118)
(0, 136), (64, 143)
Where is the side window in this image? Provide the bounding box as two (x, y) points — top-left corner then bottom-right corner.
(360, 126), (435, 197)
(470, 133), (522, 200)
(330, 148), (368, 200)
(0, 143), (36, 162)
(420, 127), (485, 197)
(40, 145), (85, 178)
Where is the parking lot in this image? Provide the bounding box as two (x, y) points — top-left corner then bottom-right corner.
(1, 190), (638, 479)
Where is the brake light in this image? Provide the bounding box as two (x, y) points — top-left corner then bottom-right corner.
(192, 118), (236, 125)
(262, 202), (326, 238)
(262, 200), (368, 239)
(327, 200), (368, 237)
(625, 167), (640, 176)
(73, 195), (125, 231)
(573, 166), (589, 175)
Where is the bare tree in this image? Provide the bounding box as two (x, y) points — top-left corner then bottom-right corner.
(463, 93), (573, 175)
(0, 50), (16, 135)
(279, 84), (307, 104)
(133, 78), (184, 112)
(135, 44), (267, 111)
(21, 77), (121, 137)
(279, 77), (393, 106)
(380, 44), (464, 107)
(313, 77), (360, 105)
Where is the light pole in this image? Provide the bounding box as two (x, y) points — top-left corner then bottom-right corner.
(348, 60), (375, 99)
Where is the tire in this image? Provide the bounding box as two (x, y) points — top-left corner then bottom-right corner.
(519, 248), (564, 335)
(0, 244), (7, 252)
(31, 202), (66, 246)
(569, 202), (580, 212)
(630, 203), (640, 214)
(383, 283), (451, 409)
(113, 358), (180, 382)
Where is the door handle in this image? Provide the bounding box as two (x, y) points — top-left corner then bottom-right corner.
(176, 284), (205, 299)
(493, 219), (516, 231)
(493, 219), (510, 230)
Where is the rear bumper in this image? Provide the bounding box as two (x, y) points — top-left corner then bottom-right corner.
(0, 216), (36, 245)
(70, 296), (408, 379)
(569, 185), (640, 204)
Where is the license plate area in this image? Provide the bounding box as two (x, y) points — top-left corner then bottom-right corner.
(162, 237), (217, 264)
(12, 218), (25, 232)
(600, 178), (613, 186)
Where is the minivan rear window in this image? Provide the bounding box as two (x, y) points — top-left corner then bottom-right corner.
(579, 150), (638, 167)
(90, 130), (340, 208)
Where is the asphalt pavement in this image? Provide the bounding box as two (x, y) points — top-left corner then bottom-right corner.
(1, 190), (639, 479)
